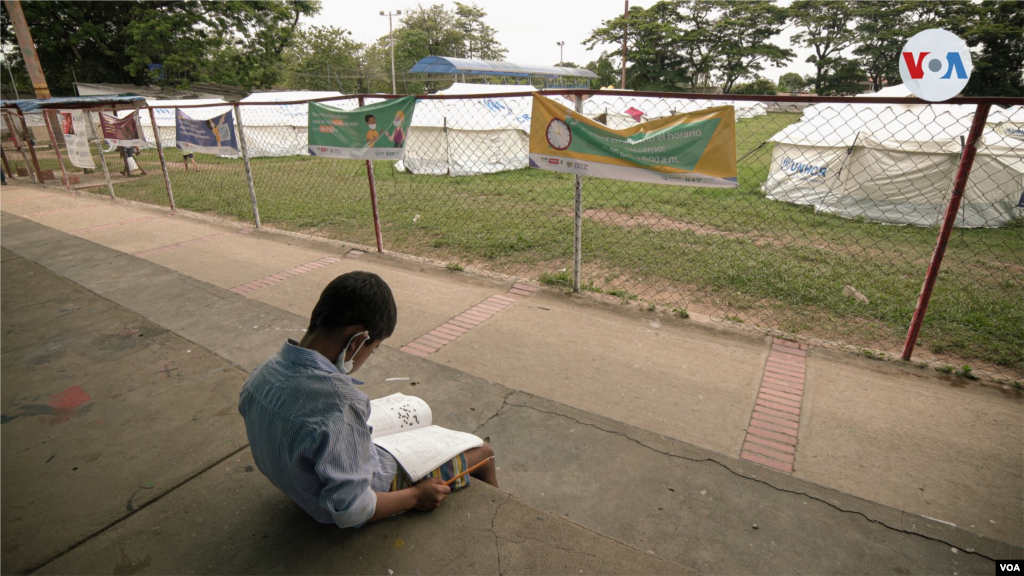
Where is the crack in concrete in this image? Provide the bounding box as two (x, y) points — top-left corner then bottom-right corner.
(490, 494), (512, 576)
(27, 443), (252, 575)
(471, 395), (510, 436)
(487, 398), (1005, 563)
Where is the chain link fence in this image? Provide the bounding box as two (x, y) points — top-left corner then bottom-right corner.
(3, 91), (1021, 381)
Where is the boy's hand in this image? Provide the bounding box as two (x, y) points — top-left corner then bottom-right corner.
(412, 478), (451, 511)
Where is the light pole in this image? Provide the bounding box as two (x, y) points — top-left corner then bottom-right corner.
(0, 44), (17, 97)
(380, 10), (402, 94)
(556, 41), (565, 66)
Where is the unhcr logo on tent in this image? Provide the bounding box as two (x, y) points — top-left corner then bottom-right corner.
(996, 123), (1024, 140)
(782, 157), (827, 180)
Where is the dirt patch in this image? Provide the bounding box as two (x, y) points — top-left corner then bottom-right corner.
(580, 208), (765, 241)
(574, 207), (901, 259)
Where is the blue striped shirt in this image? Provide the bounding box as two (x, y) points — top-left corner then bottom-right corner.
(238, 339), (398, 528)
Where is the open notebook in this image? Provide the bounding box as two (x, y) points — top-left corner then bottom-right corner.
(368, 393), (484, 481)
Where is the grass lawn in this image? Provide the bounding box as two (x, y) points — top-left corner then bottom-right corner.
(18, 112), (1021, 378)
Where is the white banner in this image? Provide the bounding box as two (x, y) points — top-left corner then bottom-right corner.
(59, 110), (96, 170)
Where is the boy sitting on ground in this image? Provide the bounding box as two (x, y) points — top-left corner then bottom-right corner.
(239, 271), (497, 528)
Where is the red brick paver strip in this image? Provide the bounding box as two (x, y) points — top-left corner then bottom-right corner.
(229, 256), (342, 295)
(399, 295), (516, 358)
(740, 338), (809, 474)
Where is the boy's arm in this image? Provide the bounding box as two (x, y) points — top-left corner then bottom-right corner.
(369, 479), (450, 521)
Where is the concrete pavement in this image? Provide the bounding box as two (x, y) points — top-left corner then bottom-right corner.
(2, 182), (1022, 573)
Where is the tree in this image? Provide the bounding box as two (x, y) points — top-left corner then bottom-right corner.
(585, 52), (620, 88)
(124, 1), (319, 89)
(453, 2), (506, 60)
(961, 0), (1024, 97)
(676, 0), (722, 88)
(852, 1), (916, 92)
(585, 1), (688, 91)
(281, 26), (365, 93)
(790, 0), (857, 95)
(1, 1), (140, 95)
(816, 57), (866, 95)
(731, 77), (778, 95)
(714, 0), (794, 93)
(778, 72), (806, 92)
(376, 4), (507, 93)
(0, 1), (320, 95)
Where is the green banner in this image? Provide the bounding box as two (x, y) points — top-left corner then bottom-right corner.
(308, 96), (416, 160)
(529, 95), (737, 188)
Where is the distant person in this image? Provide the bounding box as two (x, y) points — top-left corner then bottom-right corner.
(119, 145), (148, 177)
(182, 150), (199, 172)
(238, 271), (498, 529)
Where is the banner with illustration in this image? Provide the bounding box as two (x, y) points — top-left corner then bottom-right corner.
(307, 96), (416, 160)
(528, 95), (737, 188)
(175, 109), (239, 156)
(99, 111), (147, 148)
(58, 110), (96, 169)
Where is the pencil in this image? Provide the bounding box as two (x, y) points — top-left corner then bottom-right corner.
(444, 455), (494, 486)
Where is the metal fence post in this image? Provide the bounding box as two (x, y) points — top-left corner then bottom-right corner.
(358, 96), (385, 252)
(1, 143), (11, 176)
(147, 107), (176, 210)
(573, 93), (584, 292)
(42, 110), (73, 191)
(901, 103), (991, 362)
(86, 111), (114, 199)
(233, 103), (261, 228)
(4, 111), (36, 183)
(17, 112), (44, 183)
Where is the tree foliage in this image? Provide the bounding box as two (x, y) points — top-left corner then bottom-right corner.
(585, 1), (688, 91)
(0, 0), (320, 95)
(585, 52), (621, 88)
(778, 72), (806, 93)
(714, 0), (793, 93)
(852, 1), (916, 92)
(281, 25), (364, 92)
(789, 0), (858, 95)
(731, 77), (778, 95)
(586, 0), (791, 92)
(816, 57), (866, 95)
(960, 0), (1024, 97)
(453, 2), (506, 61)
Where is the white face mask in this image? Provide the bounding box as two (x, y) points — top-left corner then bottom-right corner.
(393, 119), (402, 126)
(336, 331), (369, 374)
(368, 123), (377, 130)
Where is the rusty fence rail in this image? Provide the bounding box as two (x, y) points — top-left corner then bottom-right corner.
(2, 90), (1021, 381)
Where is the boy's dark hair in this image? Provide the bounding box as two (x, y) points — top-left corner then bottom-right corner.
(308, 271), (397, 343)
(364, 114), (376, 123)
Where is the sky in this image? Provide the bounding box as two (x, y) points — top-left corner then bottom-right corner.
(306, 0), (827, 85)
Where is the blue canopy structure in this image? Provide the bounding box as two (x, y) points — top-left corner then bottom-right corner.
(1, 95), (146, 113)
(409, 56), (597, 87)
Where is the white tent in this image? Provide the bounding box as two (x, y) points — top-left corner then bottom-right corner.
(398, 83), (535, 176)
(761, 85), (1023, 228)
(123, 92), (354, 158)
(543, 92), (768, 128)
(237, 91), (351, 157)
